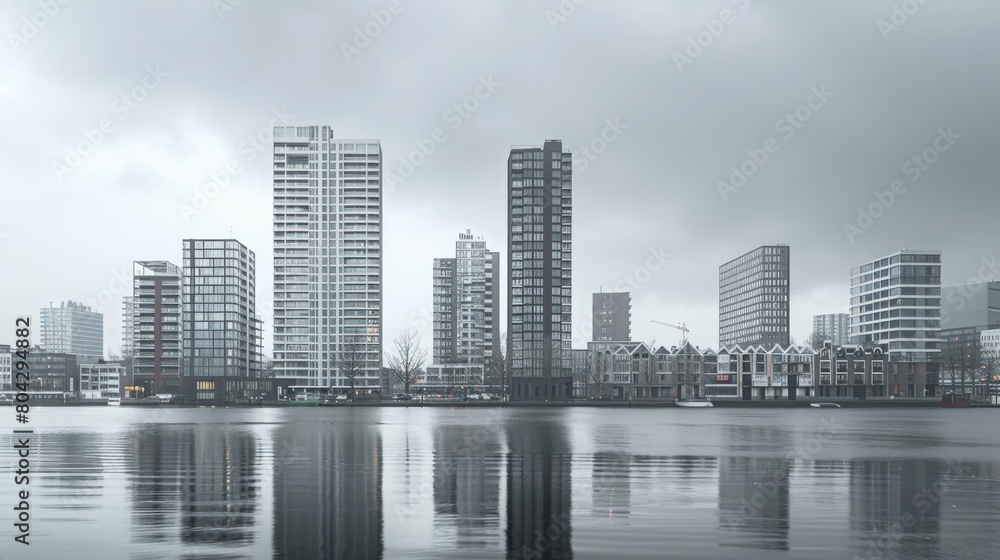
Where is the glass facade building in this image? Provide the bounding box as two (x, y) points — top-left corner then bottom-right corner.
(272, 125), (383, 397)
(182, 239), (264, 402)
(719, 245), (790, 349)
(850, 249), (942, 362)
(507, 140), (573, 401)
(39, 300), (104, 365)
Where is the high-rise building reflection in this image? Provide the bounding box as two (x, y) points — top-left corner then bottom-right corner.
(130, 427), (190, 544)
(180, 429), (258, 544)
(591, 451), (630, 521)
(506, 421), (573, 560)
(272, 424), (383, 559)
(849, 459), (942, 558)
(432, 423), (503, 549)
(717, 456), (791, 551)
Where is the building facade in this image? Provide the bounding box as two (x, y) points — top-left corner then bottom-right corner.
(132, 261), (183, 396)
(272, 125), (383, 398)
(593, 292), (631, 342)
(719, 245), (790, 349)
(425, 230), (500, 392)
(714, 344), (815, 400)
(39, 300), (104, 365)
(941, 281), (1000, 331)
(79, 362), (123, 399)
(23, 348), (78, 400)
(507, 140), (573, 401)
(0, 344), (10, 391)
(122, 296), (135, 356)
(812, 313), (850, 346)
(181, 239), (266, 403)
(850, 250), (941, 362)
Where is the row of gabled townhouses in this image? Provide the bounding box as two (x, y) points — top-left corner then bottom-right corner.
(574, 341), (938, 401)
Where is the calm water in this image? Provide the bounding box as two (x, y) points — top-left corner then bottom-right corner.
(2, 406), (999, 559)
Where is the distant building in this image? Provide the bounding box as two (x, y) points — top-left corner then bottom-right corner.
(0, 345), (10, 391)
(23, 348), (78, 399)
(719, 245), (790, 349)
(132, 261), (183, 396)
(122, 296), (136, 356)
(850, 249), (942, 362)
(941, 281), (1000, 330)
(272, 125), (383, 399)
(508, 140), (573, 401)
(39, 300), (103, 365)
(812, 313), (850, 346)
(79, 362), (123, 399)
(425, 230), (500, 392)
(593, 292), (630, 342)
(181, 239), (267, 403)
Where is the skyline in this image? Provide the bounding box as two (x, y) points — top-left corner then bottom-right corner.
(3, 0), (998, 358)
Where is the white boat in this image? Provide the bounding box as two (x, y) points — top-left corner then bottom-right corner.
(676, 399), (713, 408)
(810, 402), (840, 408)
(107, 397), (121, 406)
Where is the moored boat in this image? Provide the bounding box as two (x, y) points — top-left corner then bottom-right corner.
(676, 398), (713, 408)
(810, 402), (840, 408)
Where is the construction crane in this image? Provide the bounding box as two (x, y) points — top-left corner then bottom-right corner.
(651, 320), (689, 345)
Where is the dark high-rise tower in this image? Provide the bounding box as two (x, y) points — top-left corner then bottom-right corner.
(593, 291), (631, 342)
(507, 140), (573, 401)
(719, 245), (790, 349)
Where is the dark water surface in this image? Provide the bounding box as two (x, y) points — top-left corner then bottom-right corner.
(2, 407), (999, 559)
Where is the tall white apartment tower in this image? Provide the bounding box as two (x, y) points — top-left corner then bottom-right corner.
(272, 125), (383, 398)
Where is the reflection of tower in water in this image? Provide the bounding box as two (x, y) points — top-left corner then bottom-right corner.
(272, 425), (383, 559)
(592, 452), (631, 521)
(432, 423), (503, 548)
(506, 422), (573, 560)
(180, 429), (258, 544)
(717, 456), (791, 551)
(130, 427), (190, 544)
(849, 459), (942, 558)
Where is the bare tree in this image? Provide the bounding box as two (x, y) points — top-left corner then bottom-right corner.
(385, 330), (427, 396)
(487, 334), (511, 400)
(336, 334), (367, 400)
(981, 347), (998, 403)
(589, 350), (608, 399)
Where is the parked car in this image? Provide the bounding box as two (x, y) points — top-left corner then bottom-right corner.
(334, 394), (348, 401)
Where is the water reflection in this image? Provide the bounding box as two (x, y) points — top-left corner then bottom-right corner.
(432, 423), (503, 549)
(4, 409), (1000, 559)
(505, 420), (573, 560)
(181, 430), (258, 544)
(272, 423), (383, 559)
(717, 456), (791, 551)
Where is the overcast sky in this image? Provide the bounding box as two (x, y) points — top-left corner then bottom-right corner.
(1, 0), (997, 357)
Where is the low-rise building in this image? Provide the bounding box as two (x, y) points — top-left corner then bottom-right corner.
(23, 348), (78, 400)
(0, 344), (11, 391)
(715, 344), (815, 400)
(79, 362), (123, 399)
